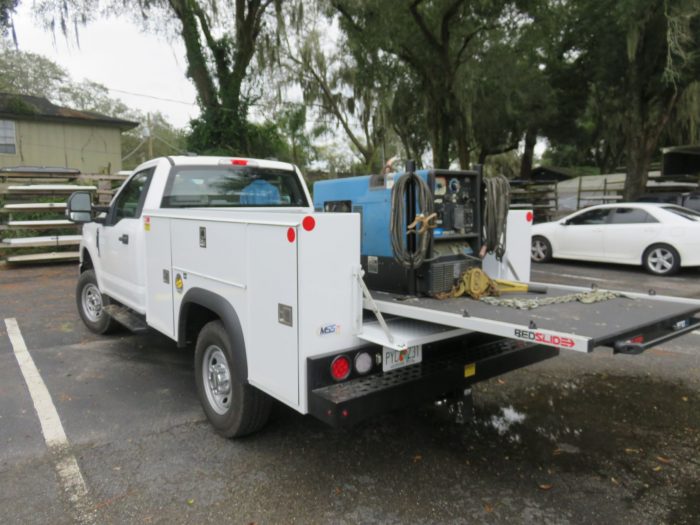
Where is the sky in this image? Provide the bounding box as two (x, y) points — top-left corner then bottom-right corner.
(13, 3), (199, 128)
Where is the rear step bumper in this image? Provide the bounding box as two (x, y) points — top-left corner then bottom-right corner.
(308, 339), (558, 428)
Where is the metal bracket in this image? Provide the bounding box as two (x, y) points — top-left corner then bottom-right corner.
(358, 270), (394, 344)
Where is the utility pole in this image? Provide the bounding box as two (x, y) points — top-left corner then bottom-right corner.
(146, 113), (154, 158)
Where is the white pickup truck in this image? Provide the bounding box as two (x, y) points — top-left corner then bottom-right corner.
(66, 156), (700, 437)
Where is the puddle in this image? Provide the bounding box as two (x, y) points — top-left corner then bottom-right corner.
(488, 406), (526, 436)
(462, 373), (700, 521)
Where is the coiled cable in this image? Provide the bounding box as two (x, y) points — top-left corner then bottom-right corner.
(390, 171), (435, 269)
(482, 174), (511, 261)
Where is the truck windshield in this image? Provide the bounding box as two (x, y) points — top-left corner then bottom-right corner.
(161, 165), (309, 208)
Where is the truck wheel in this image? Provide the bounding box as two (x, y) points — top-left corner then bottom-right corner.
(643, 244), (680, 276)
(76, 270), (118, 334)
(195, 320), (271, 438)
(531, 236), (553, 263)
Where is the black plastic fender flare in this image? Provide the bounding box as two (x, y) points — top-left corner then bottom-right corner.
(177, 287), (248, 383)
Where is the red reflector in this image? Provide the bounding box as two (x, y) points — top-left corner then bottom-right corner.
(630, 335), (644, 344)
(526, 211), (534, 222)
(287, 228), (296, 243)
(330, 355), (351, 381)
(302, 216), (316, 231)
(231, 158), (248, 166)
(341, 409), (349, 418)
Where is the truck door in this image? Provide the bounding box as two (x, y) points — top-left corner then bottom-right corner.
(99, 168), (154, 311)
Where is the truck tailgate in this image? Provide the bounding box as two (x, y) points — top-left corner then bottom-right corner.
(366, 285), (700, 353)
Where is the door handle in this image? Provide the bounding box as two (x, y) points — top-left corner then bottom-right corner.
(118, 234), (129, 245)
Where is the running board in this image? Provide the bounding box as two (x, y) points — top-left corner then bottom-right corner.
(103, 305), (149, 333)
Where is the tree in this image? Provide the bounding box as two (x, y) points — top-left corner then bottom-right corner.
(333, 0), (508, 169)
(540, 0), (700, 197)
(121, 112), (188, 169)
(280, 3), (397, 172)
(0, 0), (17, 37)
(274, 103), (317, 170)
(34, 0), (281, 156)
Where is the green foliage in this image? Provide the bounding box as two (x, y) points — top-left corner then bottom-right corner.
(0, 0), (17, 35)
(539, 0), (700, 197)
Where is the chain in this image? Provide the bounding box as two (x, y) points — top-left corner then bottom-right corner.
(479, 290), (623, 310)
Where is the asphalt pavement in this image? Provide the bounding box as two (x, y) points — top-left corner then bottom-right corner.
(1, 260), (699, 524)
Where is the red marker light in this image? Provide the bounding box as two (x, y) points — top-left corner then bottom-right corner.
(526, 211), (534, 222)
(330, 355), (351, 381)
(302, 216), (316, 231)
(287, 228), (296, 243)
(630, 335), (644, 344)
(231, 158), (248, 166)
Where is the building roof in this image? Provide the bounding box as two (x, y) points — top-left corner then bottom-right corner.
(0, 93), (139, 131)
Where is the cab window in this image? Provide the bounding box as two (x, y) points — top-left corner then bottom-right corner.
(161, 165), (308, 208)
(110, 169), (154, 223)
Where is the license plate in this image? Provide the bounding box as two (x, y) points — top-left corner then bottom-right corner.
(382, 345), (422, 372)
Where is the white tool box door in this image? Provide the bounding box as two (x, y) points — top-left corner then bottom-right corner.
(246, 224), (299, 407)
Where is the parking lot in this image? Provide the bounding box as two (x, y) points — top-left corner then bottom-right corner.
(1, 261), (699, 524)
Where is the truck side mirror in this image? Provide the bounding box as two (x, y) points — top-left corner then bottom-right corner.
(66, 191), (93, 223)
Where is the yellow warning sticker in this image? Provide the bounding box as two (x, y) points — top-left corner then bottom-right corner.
(464, 363), (476, 378)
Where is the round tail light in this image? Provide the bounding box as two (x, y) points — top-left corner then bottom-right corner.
(330, 355), (351, 381)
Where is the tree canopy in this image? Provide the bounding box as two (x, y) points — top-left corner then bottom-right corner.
(7, 0), (700, 196)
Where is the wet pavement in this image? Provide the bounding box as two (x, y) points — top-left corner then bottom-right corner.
(0, 261), (699, 524)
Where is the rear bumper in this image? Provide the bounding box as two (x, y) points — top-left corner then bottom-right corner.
(307, 337), (558, 428)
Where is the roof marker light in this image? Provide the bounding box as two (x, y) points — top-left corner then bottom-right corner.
(231, 158), (248, 166)
(302, 216), (316, 231)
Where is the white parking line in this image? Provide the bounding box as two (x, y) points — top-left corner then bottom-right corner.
(531, 269), (614, 283)
(4, 318), (95, 525)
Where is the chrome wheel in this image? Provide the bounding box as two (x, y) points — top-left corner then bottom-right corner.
(81, 283), (104, 322)
(202, 345), (232, 415)
(531, 238), (549, 262)
(647, 247), (675, 274)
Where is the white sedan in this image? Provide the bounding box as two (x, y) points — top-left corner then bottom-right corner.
(530, 203), (700, 275)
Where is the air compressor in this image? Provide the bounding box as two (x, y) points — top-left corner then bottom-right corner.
(313, 161), (485, 296)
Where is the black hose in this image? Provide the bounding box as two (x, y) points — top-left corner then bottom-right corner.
(390, 171), (434, 269)
(483, 174), (511, 261)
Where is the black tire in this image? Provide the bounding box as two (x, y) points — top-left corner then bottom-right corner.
(194, 320), (271, 438)
(76, 269), (118, 334)
(643, 244), (680, 276)
(531, 235), (553, 263)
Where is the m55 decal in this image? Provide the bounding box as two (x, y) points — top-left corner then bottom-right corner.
(319, 324), (341, 336)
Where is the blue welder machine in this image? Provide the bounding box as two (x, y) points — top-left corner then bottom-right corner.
(314, 162), (483, 296)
